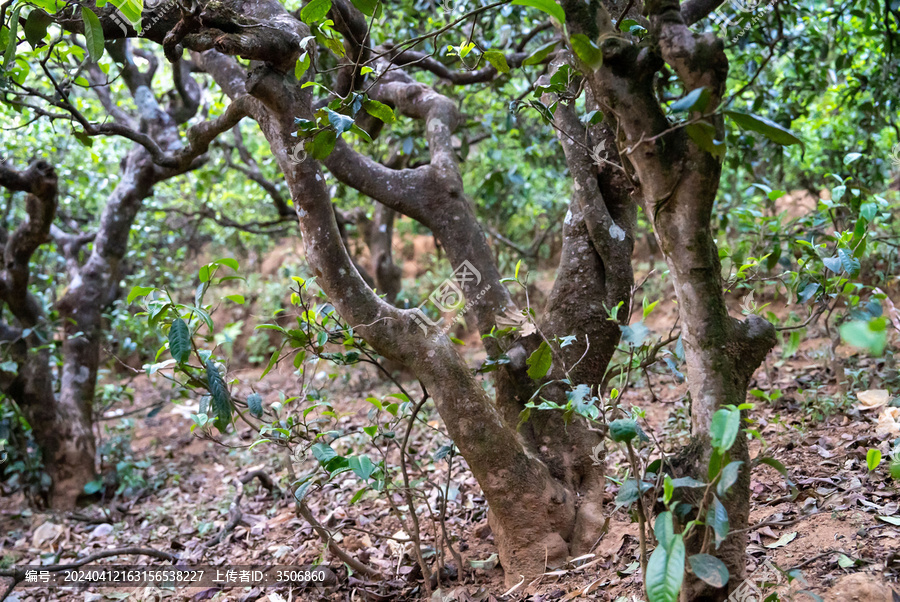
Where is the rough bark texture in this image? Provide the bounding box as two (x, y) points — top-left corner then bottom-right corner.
(177, 0), (633, 578)
(0, 161), (95, 509)
(558, 0), (777, 597)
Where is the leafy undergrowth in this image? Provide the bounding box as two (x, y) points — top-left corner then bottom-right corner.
(1, 337), (898, 602)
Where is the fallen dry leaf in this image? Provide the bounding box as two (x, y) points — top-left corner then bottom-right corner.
(876, 407), (900, 437)
(765, 531), (797, 548)
(857, 389), (891, 410)
(32, 521), (64, 549)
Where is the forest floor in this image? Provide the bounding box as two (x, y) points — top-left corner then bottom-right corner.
(1, 283), (899, 602)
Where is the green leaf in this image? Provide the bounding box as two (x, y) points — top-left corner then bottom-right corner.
(483, 49), (510, 73)
(301, 0), (332, 23)
(318, 34), (346, 57)
(349, 0), (377, 15)
(725, 110), (803, 147)
(168, 318), (192, 364)
(247, 393), (263, 418)
(646, 534), (685, 602)
(866, 448), (882, 471)
(308, 129), (337, 160)
(838, 247), (860, 276)
(83, 479), (103, 495)
(840, 318), (887, 355)
(512, 0), (564, 23)
(756, 457), (792, 485)
(654, 511), (675, 550)
(710, 407), (741, 454)
(108, 0), (142, 27)
(526, 340), (553, 380)
(685, 121), (725, 158)
(609, 418), (639, 443)
(295, 53), (311, 80)
(127, 285), (155, 304)
(823, 256), (842, 273)
(615, 478), (651, 507)
(522, 39), (558, 66)
(688, 554), (729, 588)
(716, 461), (743, 498)
(516, 407), (532, 430)
(706, 495), (729, 550)
(876, 515), (900, 526)
(29, 0), (65, 14)
(671, 87), (710, 113)
(363, 99), (395, 123)
(293, 474), (315, 502)
(311, 442), (338, 464)
(348, 455), (375, 480)
(24, 10), (52, 48)
(225, 294), (245, 304)
(206, 360), (232, 433)
(349, 123), (372, 142)
(708, 449), (723, 481)
(670, 476), (706, 488)
(260, 343), (283, 379)
(3, 6), (23, 72)
(326, 108), (355, 136)
(81, 8), (104, 62)
(569, 34), (602, 69)
(214, 257), (239, 271)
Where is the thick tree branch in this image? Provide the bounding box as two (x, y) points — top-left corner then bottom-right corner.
(681, 0), (727, 25)
(647, 0), (727, 102)
(0, 161), (57, 326)
(325, 141), (433, 222)
(87, 95), (252, 169)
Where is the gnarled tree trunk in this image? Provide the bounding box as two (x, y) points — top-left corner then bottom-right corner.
(192, 17), (633, 577)
(0, 161), (97, 508)
(561, 0), (777, 597)
(0, 40), (217, 508)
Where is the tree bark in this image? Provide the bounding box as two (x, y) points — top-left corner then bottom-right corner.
(191, 37), (636, 582)
(557, 0), (778, 597)
(0, 161), (97, 508)
(365, 204), (402, 304)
